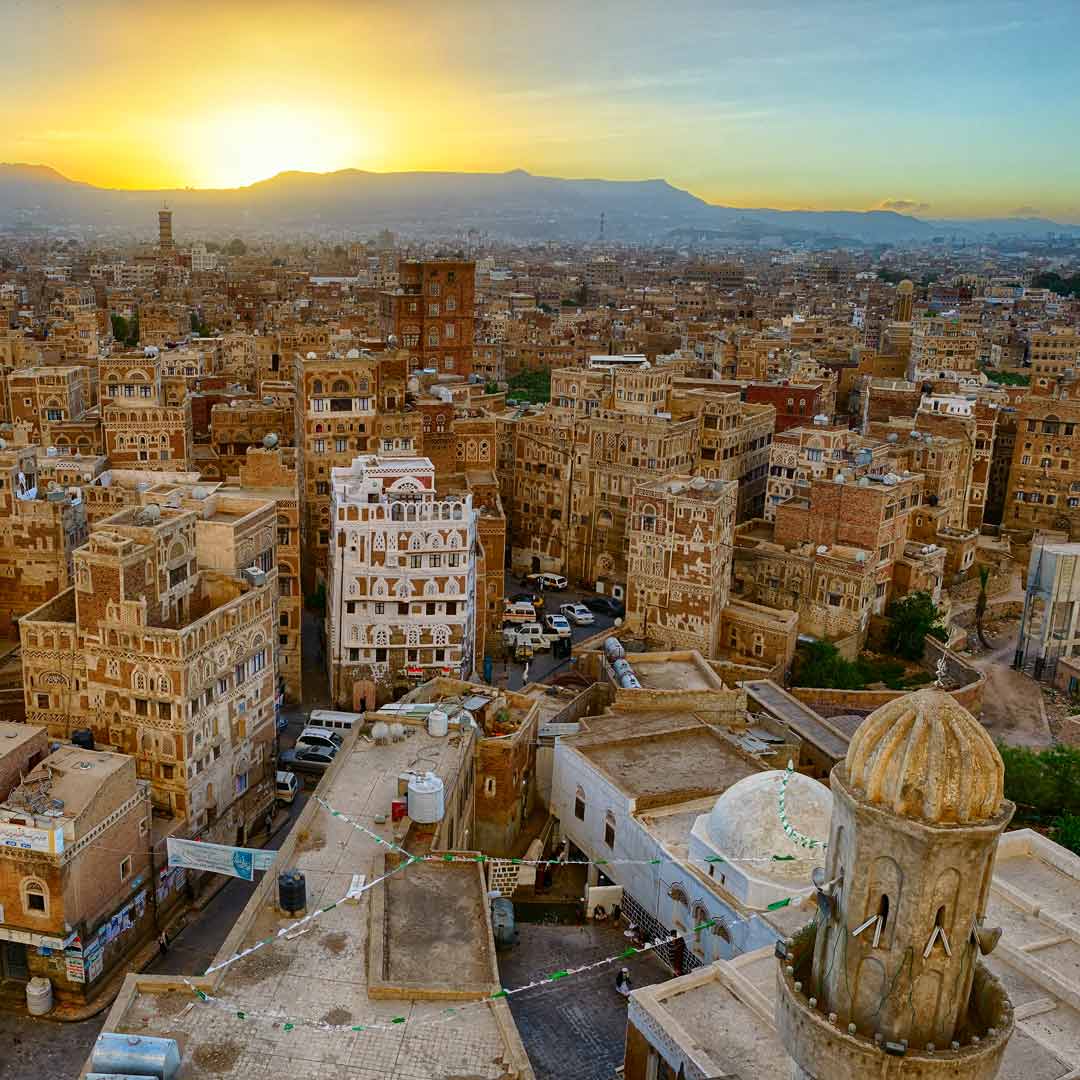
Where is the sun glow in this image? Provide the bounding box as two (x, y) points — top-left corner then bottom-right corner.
(180, 104), (375, 189)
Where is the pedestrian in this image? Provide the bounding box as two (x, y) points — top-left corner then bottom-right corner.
(615, 967), (632, 998)
(158, 930), (169, 955)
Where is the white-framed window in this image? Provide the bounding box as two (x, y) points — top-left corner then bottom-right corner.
(120, 856), (131, 881)
(22, 878), (48, 916)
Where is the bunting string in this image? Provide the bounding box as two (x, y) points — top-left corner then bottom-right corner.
(202, 852), (422, 977)
(315, 796), (818, 867)
(185, 915), (752, 1036)
(778, 761), (827, 851)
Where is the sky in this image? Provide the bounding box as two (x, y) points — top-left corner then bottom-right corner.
(2, 0), (1079, 220)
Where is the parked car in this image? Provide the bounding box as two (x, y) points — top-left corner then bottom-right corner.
(295, 726), (344, 753)
(560, 602), (595, 625)
(275, 770), (300, 805)
(583, 595), (625, 618)
(544, 613), (572, 638)
(279, 747), (336, 776)
(528, 572), (569, 591)
(510, 591), (544, 611)
(503, 622), (550, 650)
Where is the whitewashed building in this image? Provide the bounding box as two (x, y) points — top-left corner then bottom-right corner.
(326, 454), (478, 705)
(550, 711), (807, 972)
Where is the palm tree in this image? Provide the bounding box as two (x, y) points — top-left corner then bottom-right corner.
(975, 564), (991, 649)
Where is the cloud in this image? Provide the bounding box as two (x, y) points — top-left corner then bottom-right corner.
(878, 198), (931, 214)
(1010, 205), (1040, 217)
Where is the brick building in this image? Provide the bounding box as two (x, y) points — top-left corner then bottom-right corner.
(19, 503), (278, 844)
(0, 731), (162, 1003)
(325, 455), (478, 706)
(380, 259), (475, 376)
(0, 443), (87, 637)
(292, 349), (379, 587)
(625, 475), (736, 657)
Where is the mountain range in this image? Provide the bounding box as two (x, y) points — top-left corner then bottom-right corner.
(1, 163), (1077, 246)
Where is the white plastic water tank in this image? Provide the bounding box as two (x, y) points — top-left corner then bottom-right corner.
(26, 976), (52, 1015)
(427, 708), (449, 737)
(407, 772), (445, 824)
(371, 721), (390, 745)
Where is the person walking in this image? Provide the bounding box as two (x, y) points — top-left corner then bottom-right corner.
(615, 967), (632, 999)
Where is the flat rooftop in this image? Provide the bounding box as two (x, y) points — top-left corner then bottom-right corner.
(626, 652), (723, 692)
(87, 727), (532, 1080)
(568, 712), (760, 804)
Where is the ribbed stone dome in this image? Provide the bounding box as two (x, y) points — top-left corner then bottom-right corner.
(845, 689), (1004, 825)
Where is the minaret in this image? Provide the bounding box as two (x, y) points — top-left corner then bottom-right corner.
(894, 279), (914, 322)
(158, 204), (174, 251)
(776, 689), (1015, 1079)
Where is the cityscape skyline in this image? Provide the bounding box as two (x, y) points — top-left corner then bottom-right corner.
(2, 0), (1079, 220)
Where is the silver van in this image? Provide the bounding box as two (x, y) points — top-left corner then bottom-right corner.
(308, 709), (360, 732)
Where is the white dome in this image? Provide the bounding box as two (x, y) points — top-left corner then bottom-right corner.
(707, 770), (831, 874)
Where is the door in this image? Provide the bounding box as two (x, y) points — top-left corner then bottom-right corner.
(1, 940), (29, 982)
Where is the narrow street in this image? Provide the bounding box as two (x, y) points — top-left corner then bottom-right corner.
(0, 615), (329, 1080)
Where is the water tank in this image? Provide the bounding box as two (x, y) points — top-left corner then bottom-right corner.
(346, 348), (360, 359)
(135, 504), (162, 526)
(491, 897), (516, 948)
(407, 772), (445, 824)
(262, 432), (279, 449)
(427, 708), (449, 738)
(371, 721), (390, 744)
(612, 658), (633, 680)
(388, 722), (405, 742)
(816, 545), (829, 555)
(278, 870), (306, 915)
(71, 728), (94, 752)
(91, 1034), (181, 1080)
(603, 637), (625, 663)
(25, 977), (52, 1016)
(618, 672), (642, 689)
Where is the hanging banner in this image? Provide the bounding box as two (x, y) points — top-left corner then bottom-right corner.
(167, 838), (276, 881)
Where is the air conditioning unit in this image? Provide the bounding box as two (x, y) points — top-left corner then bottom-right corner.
(242, 566), (267, 587)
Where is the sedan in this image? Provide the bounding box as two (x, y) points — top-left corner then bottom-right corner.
(560, 603), (595, 625)
(584, 595), (625, 618)
(544, 614), (572, 638)
(279, 747), (336, 776)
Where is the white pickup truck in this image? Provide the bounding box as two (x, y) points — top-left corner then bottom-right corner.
(502, 622), (552, 651)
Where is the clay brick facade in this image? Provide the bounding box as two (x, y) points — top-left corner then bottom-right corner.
(381, 260), (476, 377)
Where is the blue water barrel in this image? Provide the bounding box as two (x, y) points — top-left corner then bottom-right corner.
(91, 1033), (181, 1080)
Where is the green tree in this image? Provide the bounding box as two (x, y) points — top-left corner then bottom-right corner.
(484, 381), (499, 394)
(507, 369), (551, 404)
(110, 313), (129, 343)
(1001, 744), (1080, 821)
(1053, 815), (1080, 856)
(885, 591), (947, 660)
(975, 564), (991, 649)
(226, 238), (247, 256)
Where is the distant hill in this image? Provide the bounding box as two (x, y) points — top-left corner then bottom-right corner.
(0, 163), (1074, 244)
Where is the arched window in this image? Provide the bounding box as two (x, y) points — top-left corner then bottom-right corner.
(332, 379), (350, 393)
(668, 882), (689, 907)
(22, 878), (48, 917)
